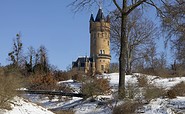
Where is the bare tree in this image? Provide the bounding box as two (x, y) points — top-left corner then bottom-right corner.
(144, 42), (157, 69)
(70, 0), (162, 98)
(25, 46), (36, 73)
(33, 45), (49, 74)
(110, 9), (158, 74)
(8, 33), (24, 67)
(161, 0), (185, 64)
(110, 63), (119, 73)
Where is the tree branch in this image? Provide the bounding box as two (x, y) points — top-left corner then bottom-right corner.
(112, 0), (122, 13)
(145, 0), (165, 17)
(126, 0), (146, 15)
(68, 0), (96, 13)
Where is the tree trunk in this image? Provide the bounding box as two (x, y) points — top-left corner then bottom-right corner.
(119, 0), (127, 98)
(126, 51), (132, 75)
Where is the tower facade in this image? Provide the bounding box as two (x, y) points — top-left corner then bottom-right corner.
(90, 8), (111, 73)
(72, 8), (111, 74)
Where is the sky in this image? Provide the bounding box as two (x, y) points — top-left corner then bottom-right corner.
(0, 0), (170, 70)
(0, 0), (99, 70)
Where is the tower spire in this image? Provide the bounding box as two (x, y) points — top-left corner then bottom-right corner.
(95, 4), (105, 22)
(98, 0), (103, 9)
(90, 12), (94, 22)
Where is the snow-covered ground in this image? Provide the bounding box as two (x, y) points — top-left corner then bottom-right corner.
(0, 96), (54, 114)
(2, 73), (185, 114)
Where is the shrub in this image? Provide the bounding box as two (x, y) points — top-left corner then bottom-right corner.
(0, 67), (21, 110)
(169, 81), (185, 97)
(126, 81), (139, 99)
(137, 75), (148, 87)
(71, 72), (84, 82)
(28, 73), (58, 90)
(54, 71), (71, 81)
(113, 101), (142, 114)
(81, 77), (110, 99)
(144, 85), (165, 102)
(167, 89), (176, 99)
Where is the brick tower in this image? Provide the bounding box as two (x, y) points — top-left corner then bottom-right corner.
(89, 8), (111, 73)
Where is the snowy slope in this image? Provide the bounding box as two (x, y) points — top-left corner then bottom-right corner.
(0, 96), (54, 114)
(14, 73), (185, 114)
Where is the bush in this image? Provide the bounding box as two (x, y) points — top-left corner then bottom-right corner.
(167, 89), (176, 99)
(81, 77), (110, 99)
(137, 75), (148, 87)
(113, 101), (142, 114)
(54, 71), (71, 81)
(0, 67), (21, 110)
(126, 81), (139, 99)
(144, 85), (165, 102)
(28, 73), (58, 90)
(168, 81), (185, 97)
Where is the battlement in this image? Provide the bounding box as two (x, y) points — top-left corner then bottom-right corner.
(90, 21), (110, 33)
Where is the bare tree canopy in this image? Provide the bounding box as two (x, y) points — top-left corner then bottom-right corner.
(110, 9), (158, 74)
(70, 0), (162, 98)
(160, 0), (185, 64)
(8, 33), (24, 67)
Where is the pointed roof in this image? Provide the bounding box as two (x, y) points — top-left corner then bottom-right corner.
(90, 13), (94, 22)
(106, 15), (110, 22)
(95, 8), (105, 22)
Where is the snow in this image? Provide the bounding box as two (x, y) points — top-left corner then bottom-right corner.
(58, 79), (82, 93)
(2, 73), (185, 114)
(151, 77), (185, 89)
(0, 96), (54, 114)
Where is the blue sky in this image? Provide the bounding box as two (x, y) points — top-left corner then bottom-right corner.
(0, 0), (117, 70)
(0, 0), (170, 70)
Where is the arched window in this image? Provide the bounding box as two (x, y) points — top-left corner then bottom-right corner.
(100, 50), (105, 54)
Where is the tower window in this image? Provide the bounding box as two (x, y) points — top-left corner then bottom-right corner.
(100, 50), (102, 54)
(100, 50), (105, 54)
(101, 65), (104, 70)
(108, 41), (109, 46)
(103, 50), (105, 54)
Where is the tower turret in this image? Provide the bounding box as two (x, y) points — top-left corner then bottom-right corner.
(89, 8), (111, 73)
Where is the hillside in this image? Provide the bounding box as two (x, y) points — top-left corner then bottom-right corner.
(0, 96), (53, 114)
(2, 73), (185, 114)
